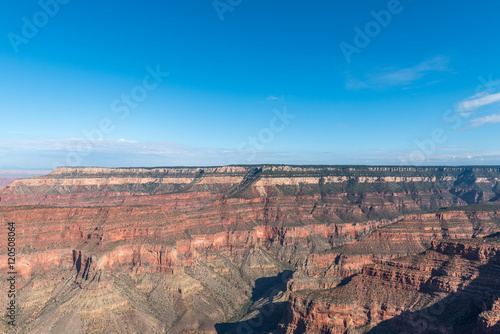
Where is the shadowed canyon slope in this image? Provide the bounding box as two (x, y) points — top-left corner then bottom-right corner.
(285, 237), (500, 334)
(1, 165), (500, 333)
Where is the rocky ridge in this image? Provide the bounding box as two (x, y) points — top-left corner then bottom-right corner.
(0, 165), (499, 333)
(284, 238), (500, 334)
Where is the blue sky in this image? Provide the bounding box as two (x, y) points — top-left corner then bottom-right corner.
(1, 0), (500, 169)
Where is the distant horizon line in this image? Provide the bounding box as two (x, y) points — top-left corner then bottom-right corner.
(9, 164), (500, 171)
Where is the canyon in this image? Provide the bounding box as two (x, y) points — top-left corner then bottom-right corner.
(0, 165), (500, 333)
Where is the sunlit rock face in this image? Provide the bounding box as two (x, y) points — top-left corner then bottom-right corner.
(284, 238), (500, 334)
(0, 165), (499, 333)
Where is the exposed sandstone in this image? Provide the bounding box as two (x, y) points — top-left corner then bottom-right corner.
(0, 165), (499, 333)
(284, 238), (500, 334)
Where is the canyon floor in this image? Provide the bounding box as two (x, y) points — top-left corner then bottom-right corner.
(1, 165), (500, 333)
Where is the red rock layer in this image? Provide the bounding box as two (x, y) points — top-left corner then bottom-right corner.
(0, 166), (499, 333)
(0, 204), (395, 283)
(3, 166), (499, 212)
(284, 238), (500, 334)
(286, 209), (500, 295)
(478, 298), (500, 333)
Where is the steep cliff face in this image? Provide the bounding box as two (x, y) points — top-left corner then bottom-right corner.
(287, 208), (500, 293)
(2, 166), (499, 212)
(0, 204), (396, 281)
(0, 206), (392, 333)
(478, 298), (500, 334)
(0, 184), (395, 332)
(284, 238), (500, 334)
(1, 165), (500, 333)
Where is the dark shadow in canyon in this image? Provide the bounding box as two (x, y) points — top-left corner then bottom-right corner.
(367, 256), (500, 334)
(215, 270), (293, 334)
(337, 274), (356, 287)
(487, 231), (500, 238)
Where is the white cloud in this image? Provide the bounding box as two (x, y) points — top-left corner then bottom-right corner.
(346, 56), (451, 90)
(456, 80), (500, 129)
(437, 147), (468, 152)
(0, 139), (192, 157)
(3, 138), (500, 169)
(458, 91), (500, 112)
(345, 78), (370, 90)
(468, 112), (500, 128)
(402, 150), (500, 165)
(266, 95), (285, 102)
(0, 138), (300, 168)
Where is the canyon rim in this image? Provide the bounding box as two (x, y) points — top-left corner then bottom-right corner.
(1, 165), (500, 333)
(3, 2), (500, 333)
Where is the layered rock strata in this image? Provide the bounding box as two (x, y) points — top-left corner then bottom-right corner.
(2, 166), (499, 211)
(0, 165), (499, 333)
(284, 238), (500, 334)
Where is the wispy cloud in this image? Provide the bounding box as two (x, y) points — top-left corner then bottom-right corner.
(0, 139), (300, 168)
(346, 56), (451, 90)
(436, 147), (468, 152)
(458, 91), (500, 113)
(468, 113), (500, 128)
(3, 138), (500, 169)
(395, 149), (500, 165)
(0, 139), (199, 156)
(456, 80), (500, 128)
(297, 149), (500, 166)
(266, 95), (285, 102)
